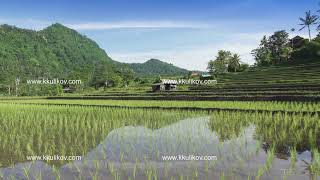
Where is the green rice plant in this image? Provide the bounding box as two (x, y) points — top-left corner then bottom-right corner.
(246, 172), (252, 180)
(265, 146), (275, 172)
(113, 171), (120, 180)
(89, 171), (98, 180)
(310, 149), (320, 175)
(0, 170), (3, 179)
(164, 161), (169, 178)
(52, 165), (61, 180)
(220, 172), (225, 180)
(23, 167), (31, 180)
(290, 148), (297, 170)
(204, 160), (209, 175)
(256, 167), (264, 180)
(132, 161), (137, 179)
(179, 174), (183, 180)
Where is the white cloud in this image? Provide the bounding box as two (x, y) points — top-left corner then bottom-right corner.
(0, 18), (50, 30)
(111, 46), (255, 71)
(110, 32), (265, 71)
(0, 18), (211, 30)
(66, 21), (210, 30)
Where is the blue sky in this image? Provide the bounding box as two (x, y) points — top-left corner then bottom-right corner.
(0, 0), (319, 70)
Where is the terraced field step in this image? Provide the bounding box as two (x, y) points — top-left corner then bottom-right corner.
(209, 61), (320, 89)
(189, 84), (320, 90)
(245, 61), (320, 72)
(48, 95), (320, 102)
(215, 82), (320, 88)
(1, 101), (319, 116)
(220, 72), (320, 78)
(188, 88), (320, 92)
(218, 78), (320, 82)
(225, 68), (320, 74)
(86, 91), (320, 97)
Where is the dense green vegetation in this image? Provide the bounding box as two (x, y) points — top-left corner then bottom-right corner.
(0, 23), (191, 96)
(127, 59), (189, 77)
(207, 50), (249, 74)
(251, 30), (293, 66)
(251, 30), (320, 67)
(251, 9), (320, 67)
(0, 24), (168, 95)
(0, 24), (118, 88)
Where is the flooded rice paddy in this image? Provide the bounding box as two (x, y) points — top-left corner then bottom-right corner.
(0, 103), (319, 179)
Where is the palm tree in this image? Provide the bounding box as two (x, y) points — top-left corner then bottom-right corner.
(299, 10), (318, 41)
(229, 54), (241, 72)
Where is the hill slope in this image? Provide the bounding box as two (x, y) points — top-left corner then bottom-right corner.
(128, 59), (189, 76)
(186, 61), (320, 100)
(0, 24), (190, 90)
(0, 23), (116, 86)
(213, 61), (320, 88)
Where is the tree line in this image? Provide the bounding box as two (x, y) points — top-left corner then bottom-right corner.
(252, 7), (320, 66)
(208, 4), (320, 73)
(207, 50), (249, 74)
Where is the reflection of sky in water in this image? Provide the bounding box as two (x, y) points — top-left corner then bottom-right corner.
(85, 116), (256, 162)
(0, 116), (317, 179)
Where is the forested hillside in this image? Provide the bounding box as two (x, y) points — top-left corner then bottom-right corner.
(128, 59), (189, 76)
(0, 23), (134, 94)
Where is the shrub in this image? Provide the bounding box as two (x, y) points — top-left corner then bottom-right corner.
(291, 41), (320, 63)
(19, 84), (63, 96)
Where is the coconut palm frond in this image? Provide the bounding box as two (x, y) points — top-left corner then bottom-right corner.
(299, 18), (306, 23)
(299, 10), (318, 41)
(299, 26), (306, 31)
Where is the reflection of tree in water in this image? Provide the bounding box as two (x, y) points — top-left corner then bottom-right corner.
(209, 112), (320, 159)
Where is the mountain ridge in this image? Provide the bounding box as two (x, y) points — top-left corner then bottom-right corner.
(0, 23), (190, 92)
(127, 58), (189, 76)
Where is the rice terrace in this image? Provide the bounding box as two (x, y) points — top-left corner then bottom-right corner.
(1, 0), (320, 180)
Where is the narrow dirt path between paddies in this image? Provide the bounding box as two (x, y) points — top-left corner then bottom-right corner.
(1, 100), (319, 116)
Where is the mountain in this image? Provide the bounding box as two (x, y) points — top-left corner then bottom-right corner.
(127, 59), (190, 77)
(0, 23), (188, 94)
(0, 23), (118, 86)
